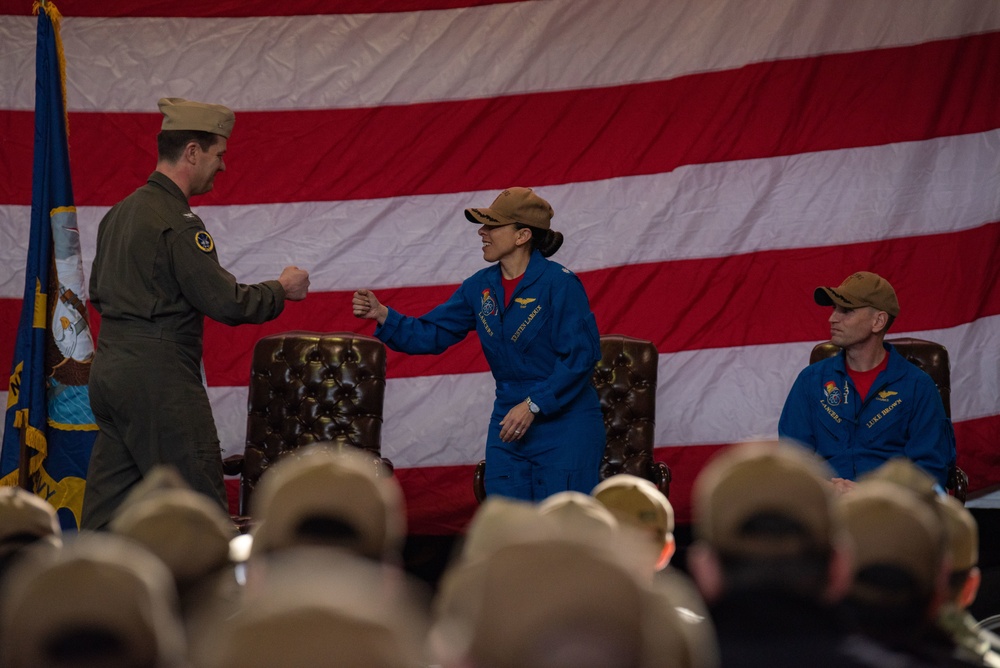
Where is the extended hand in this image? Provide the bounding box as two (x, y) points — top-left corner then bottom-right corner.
(278, 266), (310, 301)
(353, 289), (388, 324)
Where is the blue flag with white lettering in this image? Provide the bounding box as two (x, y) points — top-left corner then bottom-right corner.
(1, 1), (97, 530)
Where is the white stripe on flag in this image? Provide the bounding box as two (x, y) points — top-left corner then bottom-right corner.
(2, 0), (999, 111)
(2, 130), (997, 297)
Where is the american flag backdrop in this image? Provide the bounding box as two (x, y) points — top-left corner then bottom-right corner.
(1, 0), (999, 533)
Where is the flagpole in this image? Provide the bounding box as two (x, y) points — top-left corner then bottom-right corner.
(18, 417), (30, 491)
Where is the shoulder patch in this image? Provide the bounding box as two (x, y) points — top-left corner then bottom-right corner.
(194, 230), (215, 253)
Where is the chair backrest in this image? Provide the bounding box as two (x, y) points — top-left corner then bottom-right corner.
(241, 331), (391, 511)
(809, 337), (966, 503)
(592, 334), (670, 496)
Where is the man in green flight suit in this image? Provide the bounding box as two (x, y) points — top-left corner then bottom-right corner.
(81, 98), (310, 530)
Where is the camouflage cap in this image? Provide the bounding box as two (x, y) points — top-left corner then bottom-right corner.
(814, 271), (900, 317)
(592, 473), (675, 543)
(839, 480), (946, 600)
(158, 97), (235, 137)
(250, 445), (405, 561)
(464, 187), (553, 230)
(693, 440), (838, 557)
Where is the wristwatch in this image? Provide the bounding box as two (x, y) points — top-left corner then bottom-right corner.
(525, 397), (540, 414)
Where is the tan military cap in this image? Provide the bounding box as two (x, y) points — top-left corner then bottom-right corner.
(250, 445), (405, 561)
(465, 187), (554, 230)
(158, 97), (235, 137)
(538, 490), (619, 540)
(459, 496), (552, 564)
(693, 440), (838, 556)
(860, 458), (938, 505)
(814, 271), (899, 317)
(0, 486), (61, 547)
(110, 487), (237, 585)
(1, 532), (186, 668)
(839, 480), (946, 600)
(466, 540), (696, 668)
(196, 549), (428, 668)
(593, 473), (675, 542)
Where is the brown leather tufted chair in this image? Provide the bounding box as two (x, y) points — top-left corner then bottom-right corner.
(225, 332), (393, 518)
(472, 334), (671, 502)
(809, 337), (967, 503)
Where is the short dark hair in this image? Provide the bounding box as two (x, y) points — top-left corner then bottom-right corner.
(156, 129), (219, 163)
(716, 511), (833, 597)
(846, 564), (933, 639)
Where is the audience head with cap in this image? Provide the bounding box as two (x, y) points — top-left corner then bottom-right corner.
(0, 532), (186, 668)
(192, 546), (430, 668)
(0, 486), (62, 580)
(838, 479), (949, 645)
(248, 444), (405, 565)
(154, 97), (234, 198)
(109, 472), (241, 640)
(688, 439), (851, 603)
(432, 537), (703, 668)
(593, 473), (676, 572)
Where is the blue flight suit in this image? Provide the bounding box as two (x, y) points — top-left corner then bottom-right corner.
(376, 250), (605, 500)
(778, 342), (956, 486)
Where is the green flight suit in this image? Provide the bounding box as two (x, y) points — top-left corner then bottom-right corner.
(81, 172), (285, 529)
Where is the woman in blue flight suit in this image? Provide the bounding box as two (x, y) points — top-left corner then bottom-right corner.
(352, 187), (605, 501)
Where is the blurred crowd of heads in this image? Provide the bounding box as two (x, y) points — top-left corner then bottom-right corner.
(0, 440), (984, 668)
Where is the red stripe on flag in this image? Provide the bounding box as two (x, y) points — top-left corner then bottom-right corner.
(2, 33), (999, 206)
(395, 464), (481, 534)
(188, 222), (1000, 385)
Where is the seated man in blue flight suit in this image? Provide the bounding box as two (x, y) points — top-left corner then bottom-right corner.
(778, 271), (956, 494)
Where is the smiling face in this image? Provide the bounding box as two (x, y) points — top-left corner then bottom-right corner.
(189, 136), (227, 196)
(478, 223), (530, 263)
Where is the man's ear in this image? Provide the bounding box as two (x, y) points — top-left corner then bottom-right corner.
(655, 536), (676, 571)
(871, 309), (889, 334)
(959, 566), (982, 609)
(823, 539), (855, 603)
(182, 140), (201, 164)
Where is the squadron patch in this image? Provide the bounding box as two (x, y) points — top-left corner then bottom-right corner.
(480, 289), (497, 317)
(823, 380), (842, 406)
(195, 230), (215, 253)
